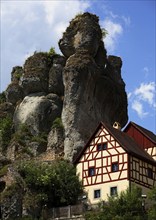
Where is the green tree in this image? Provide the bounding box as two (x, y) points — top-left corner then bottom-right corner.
(148, 187), (156, 220)
(18, 159), (83, 208)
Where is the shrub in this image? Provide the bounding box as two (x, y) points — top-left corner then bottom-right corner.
(52, 117), (63, 129)
(0, 116), (12, 151)
(18, 160), (83, 208)
(101, 28), (108, 38)
(0, 165), (8, 178)
(12, 123), (32, 145)
(0, 92), (6, 104)
(31, 132), (47, 144)
(48, 47), (56, 56)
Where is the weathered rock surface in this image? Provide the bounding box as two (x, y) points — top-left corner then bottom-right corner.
(59, 12), (102, 58)
(20, 52), (52, 95)
(13, 93), (62, 135)
(0, 102), (14, 118)
(49, 55), (66, 96)
(47, 127), (64, 154)
(5, 83), (23, 105)
(1, 12), (128, 162)
(0, 12), (129, 218)
(59, 13), (128, 161)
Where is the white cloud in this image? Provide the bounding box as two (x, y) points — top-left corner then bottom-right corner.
(142, 66), (149, 78)
(131, 100), (148, 118)
(101, 18), (123, 53)
(128, 82), (156, 118)
(121, 16), (131, 26)
(0, 0), (90, 92)
(134, 82), (156, 106)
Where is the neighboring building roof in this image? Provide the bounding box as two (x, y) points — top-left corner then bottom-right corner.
(124, 121), (156, 144)
(74, 122), (156, 165)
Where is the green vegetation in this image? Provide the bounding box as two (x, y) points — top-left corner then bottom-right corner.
(12, 123), (47, 146)
(1, 182), (20, 200)
(0, 92), (6, 104)
(14, 72), (22, 80)
(85, 185), (146, 220)
(101, 28), (108, 38)
(148, 187), (156, 220)
(52, 117), (63, 129)
(31, 132), (47, 144)
(18, 159), (83, 209)
(48, 47), (56, 56)
(0, 165), (8, 178)
(0, 116), (12, 151)
(12, 123), (31, 146)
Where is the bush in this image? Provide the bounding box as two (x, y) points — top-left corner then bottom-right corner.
(0, 92), (6, 104)
(48, 47), (56, 56)
(18, 160), (83, 208)
(12, 123), (32, 144)
(31, 132), (47, 144)
(0, 165), (8, 178)
(0, 116), (12, 151)
(85, 185), (144, 220)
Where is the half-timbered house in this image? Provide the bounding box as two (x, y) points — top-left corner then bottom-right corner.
(74, 122), (156, 204)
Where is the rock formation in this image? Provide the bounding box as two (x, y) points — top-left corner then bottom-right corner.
(59, 12), (128, 160)
(0, 12), (128, 219)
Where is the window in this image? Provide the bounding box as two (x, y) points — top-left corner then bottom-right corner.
(94, 189), (101, 199)
(112, 162), (119, 172)
(147, 168), (153, 179)
(97, 143), (107, 151)
(110, 187), (117, 196)
(88, 167), (95, 176)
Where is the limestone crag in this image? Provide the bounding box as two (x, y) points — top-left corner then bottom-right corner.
(59, 13), (102, 57)
(0, 12), (129, 219)
(0, 12), (128, 164)
(20, 52), (52, 95)
(0, 12), (128, 163)
(48, 55), (66, 96)
(13, 93), (62, 135)
(60, 12), (128, 161)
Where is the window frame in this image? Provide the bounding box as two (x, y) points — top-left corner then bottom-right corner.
(110, 186), (117, 197)
(88, 166), (95, 177)
(97, 142), (107, 151)
(147, 167), (153, 179)
(94, 189), (101, 199)
(112, 162), (119, 172)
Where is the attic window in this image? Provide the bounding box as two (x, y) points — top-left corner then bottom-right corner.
(89, 167), (95, 176)
(147, 168), (153, 179)
(97, 143), (107, 151)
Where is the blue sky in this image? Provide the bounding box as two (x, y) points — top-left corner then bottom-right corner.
(0, 0), (156, 133)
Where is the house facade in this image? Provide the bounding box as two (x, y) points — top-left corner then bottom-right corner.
(75, 122), (156, 204)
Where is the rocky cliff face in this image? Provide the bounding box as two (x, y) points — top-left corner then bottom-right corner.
(59, 13), (128, 160)
(0, 12), (128, 163)
(0, 12), (128, 218)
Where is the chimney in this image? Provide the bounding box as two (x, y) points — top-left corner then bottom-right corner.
(113, 122), (121, 130)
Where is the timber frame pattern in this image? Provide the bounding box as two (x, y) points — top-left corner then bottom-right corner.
(75, 122), (156, 203)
